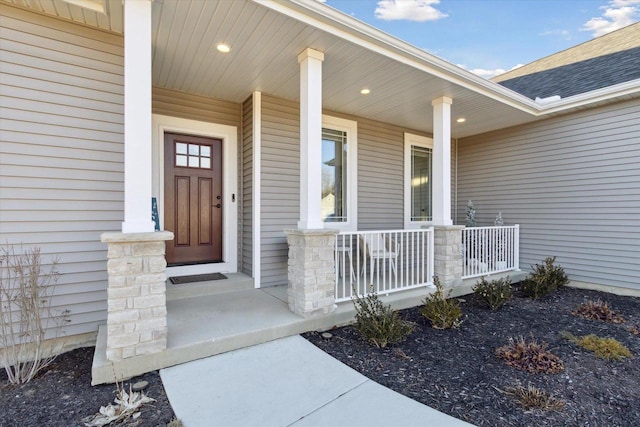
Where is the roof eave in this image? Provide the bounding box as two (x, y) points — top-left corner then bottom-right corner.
(255, 0), (639, 123)
(534, 79), (640, 115)
(256, 0), (542, 114)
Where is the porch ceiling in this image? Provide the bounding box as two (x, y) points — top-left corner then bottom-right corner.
(150, 0), (538, 139)
(7, 0), (544, 138)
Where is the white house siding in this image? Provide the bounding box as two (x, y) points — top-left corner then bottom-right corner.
(241, 95), (253, 276)
(456, 99), (640, 292)
(0, 5), (124, 338)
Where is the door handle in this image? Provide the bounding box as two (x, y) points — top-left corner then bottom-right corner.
(214, 204), (221, 208)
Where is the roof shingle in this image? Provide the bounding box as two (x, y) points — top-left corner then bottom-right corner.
(497, 46), (640, 100)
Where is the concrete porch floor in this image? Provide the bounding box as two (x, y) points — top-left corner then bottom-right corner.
(92, 270), (526, 384)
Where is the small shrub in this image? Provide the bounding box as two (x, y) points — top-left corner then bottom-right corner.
(502, 383), (565, 411)
(421, 276), (463, 329)
(522, 256), (569, 299)
(352, 287), (414, 348)
(495, 336), (564, 373)
(572, 299), (625, 324)
(562, 332), (633, 361)
(627, 323), (640, 336)
(0, 245), (68, 384)
(473, 276), (512, 310)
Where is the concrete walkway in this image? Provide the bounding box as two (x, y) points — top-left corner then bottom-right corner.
(160, 335), (474, 427)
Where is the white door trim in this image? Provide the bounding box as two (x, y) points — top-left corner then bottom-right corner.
(152, 114), (238, 276)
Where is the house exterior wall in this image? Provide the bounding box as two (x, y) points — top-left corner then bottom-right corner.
(456, 99), (640, 292)
(344, 114), (405, 231)
(152, 87), (240, 129)
(260, 95), (300, 286)
(354, 117), (457, 230)
(258, 94), (454, 287)
(0, 6), (246, 344)
(0, 5), (124, 339)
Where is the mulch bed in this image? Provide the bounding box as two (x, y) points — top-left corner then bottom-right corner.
(0, 347), (176, 427)
(304, 285), (640, 427)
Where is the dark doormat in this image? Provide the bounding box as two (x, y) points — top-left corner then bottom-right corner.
(169, 273), (228, 285)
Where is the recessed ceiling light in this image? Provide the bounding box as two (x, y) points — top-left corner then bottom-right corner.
(360, 88), (371, 95)
(456, 117), (466, 123)
(216, 43), (231, 53)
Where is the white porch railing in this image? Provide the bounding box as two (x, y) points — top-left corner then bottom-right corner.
(462, 225), (520, 279)
(334, 229), (434, 303)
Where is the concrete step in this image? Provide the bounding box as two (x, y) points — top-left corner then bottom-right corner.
(92, 271), (525, 384)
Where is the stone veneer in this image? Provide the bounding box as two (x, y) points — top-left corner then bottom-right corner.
(433, 225), (464, 288)
(285, 229), (338, 318)
(101, 231), (174, 361)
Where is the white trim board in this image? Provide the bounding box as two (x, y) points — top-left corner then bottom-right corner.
(404, 132), (434, 230)
(321, 114), (358, 232)
(152, 114), (238, 277)
(252, 92), (262, 288)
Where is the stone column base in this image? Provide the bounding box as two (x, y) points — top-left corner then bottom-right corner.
(285, 229), (338, 318)
(434, 225), (464, 288)
(101, 231), (174, 361)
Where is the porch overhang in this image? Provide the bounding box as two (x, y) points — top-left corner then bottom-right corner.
(18, 0), (640, 138)
(145, 0), (537, 139)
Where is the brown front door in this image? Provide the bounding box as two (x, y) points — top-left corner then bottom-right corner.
(164, 133), (223, 265)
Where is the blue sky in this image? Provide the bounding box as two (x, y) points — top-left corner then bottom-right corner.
(321, 0), (640, 78)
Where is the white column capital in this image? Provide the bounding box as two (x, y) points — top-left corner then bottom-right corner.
(298, 48), (325, 63)
(432, 96), (453, 106)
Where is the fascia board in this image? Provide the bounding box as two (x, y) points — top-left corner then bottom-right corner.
(533, 79), (640, 115)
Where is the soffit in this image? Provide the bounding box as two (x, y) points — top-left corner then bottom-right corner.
(3, 0), (123, 33)
(3, 0), (539, 138)
(6, 0), (635, 137)
(150, 0), (536, 138)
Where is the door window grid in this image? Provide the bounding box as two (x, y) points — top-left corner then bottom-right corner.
(175, 142), (212, 169)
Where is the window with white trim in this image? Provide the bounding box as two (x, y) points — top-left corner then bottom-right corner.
(404, 133), (433, 229)
(321, 115), (357, 231)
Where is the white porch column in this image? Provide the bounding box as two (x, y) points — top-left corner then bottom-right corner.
(122, 0), (154, 233)
(432, 96), (453, 227)
(297, 48), (325, 230)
